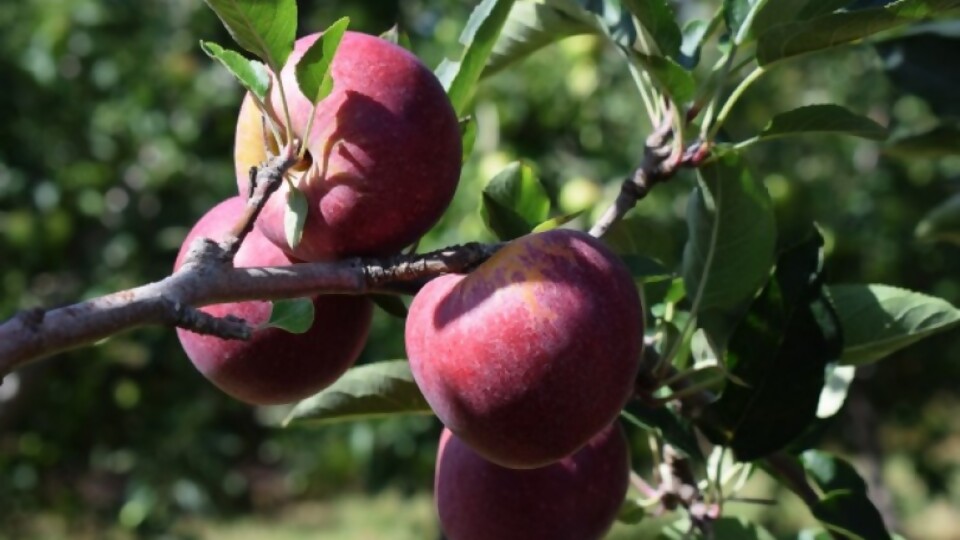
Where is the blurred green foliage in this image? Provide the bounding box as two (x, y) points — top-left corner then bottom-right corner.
(1, 0), (959, 538)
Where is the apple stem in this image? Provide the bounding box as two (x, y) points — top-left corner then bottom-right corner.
(274, 73), (296, 148)
(249, 92), (286, 155)
(300, 101), (321, 159)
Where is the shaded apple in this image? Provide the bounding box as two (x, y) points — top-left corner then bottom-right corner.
(435, 423), (630, 540)
(406, 229), (643, 468)
(174, 197), (373, 405)
(235, 31), (461, 261)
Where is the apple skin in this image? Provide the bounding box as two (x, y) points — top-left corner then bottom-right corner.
(435, 423), (630, 540)
(235, 31), (462, 261)
(174, 197), (373, 405)
(406, 229), (643, 469)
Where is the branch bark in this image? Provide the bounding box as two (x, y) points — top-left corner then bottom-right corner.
(589, 106), (710, 239)
(0, 242), (500, 377)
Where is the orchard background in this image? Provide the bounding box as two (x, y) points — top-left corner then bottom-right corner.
(2, 0), (960, 538)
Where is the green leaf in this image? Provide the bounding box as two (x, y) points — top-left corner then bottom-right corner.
(679, 18), (712, 68)
(816, 364), (856, 419)
(711, 517), (777, 540)
(621, 0), (683, 59)
(797, 0), (859, 18)
(439, 0), (518, 115)
(531, 211), (583, 233)
(604, 211), (682, 268)
(771, 452), (893, 540)
(202, 0), (297, 72)
(616, 498), (647, 524)
(754, 104), (889, 142)
(619, 254), (670, 280)
(886, 125), (960, 158)
(916, 192), (960, 244)
(724, 0), (762, 41)
(811, 490), (893, 540)
(295, 17), (349, 106)
(753, 0), (810, 33)
(266, 298), (315, 334)
(461, 116), (478, 162)
(284, 360), (432, 426)
(484, 1), (593, 76)
(199, 41), (271, 100)
(756, 0), (960, 66)
(682, 153), (776, 319)
(479, 161), (550, 240)
(622, 404), (704, 462)
(801, 450), (869, 494)
(284, 185), (308, 250)
(635, 52), (696, 103)
(829, 284), (960, 365)
(702, 230), (842, 460)
(379, 24), (412, 50)
(370, 294), (408, 319)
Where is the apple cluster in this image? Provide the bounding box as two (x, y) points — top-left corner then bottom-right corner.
(176, 31), (643, 540)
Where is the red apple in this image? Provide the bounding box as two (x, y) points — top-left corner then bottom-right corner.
(435, 423), (630, 540)
(406, 229), (643, 468)
(174, 197), (373, 405)
(235, 31), (461, 261)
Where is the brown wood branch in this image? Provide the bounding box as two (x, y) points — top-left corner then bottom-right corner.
(219, 140), (301, 260)
(0, 242), (501, 377)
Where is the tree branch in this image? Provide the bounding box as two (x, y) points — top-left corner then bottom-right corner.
(0, 242), (500, 378)
(589, 105), (711, 239)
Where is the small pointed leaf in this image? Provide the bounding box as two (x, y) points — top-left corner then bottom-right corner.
(885, 125), (960, 158)
(200, 41), (271, 100)
(816, 364), (856, 419)
(284, 360), (432, 426)
(202, 0), (297, 72)
(682, 153), (776, 319)
(479, 161), (550, 240)
(531, 211), (583, 233)
(284, 184), (308, 250)
(296, 17), (349, 107)
(724, 0), (762, 42)
(756, 104), (888, 142)
(702, 229), (843, 460)
(811, 491), (893, 540)
(439, 0), (518, 114)
(915, 192), (960, 244)
(622, 0), (683, 59)
(266, 298), (315, 334)
(756, 0), (960, 66)
(829, 284), (960, 365)
(483, 1), (593, 76)
(379, 24), (412, 50)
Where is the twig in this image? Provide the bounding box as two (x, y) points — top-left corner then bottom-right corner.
(0, 242), (501, 377)
(219, 140), (301, 260)
(589, 108), (710, 239)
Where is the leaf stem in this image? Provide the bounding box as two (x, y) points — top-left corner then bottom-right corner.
(709, 66), (766, 140)
(274, 72), (296, 148)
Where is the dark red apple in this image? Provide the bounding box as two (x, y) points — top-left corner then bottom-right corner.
(406, 229), (643, 468)
(174, 197), (373, 405)
(235, 31), (461, 261)
(435, 423), (630, 540)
